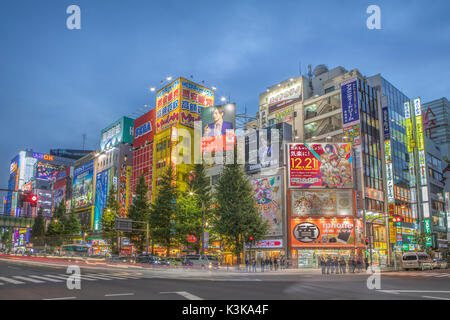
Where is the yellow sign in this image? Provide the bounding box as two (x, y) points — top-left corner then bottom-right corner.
(415, 115), (424, 151)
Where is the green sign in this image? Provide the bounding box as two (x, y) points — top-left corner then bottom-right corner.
(424, 219), (432, 234)
(425, 235), (432, 247)
(402, 244), (409, 251)
(100, 117), (134, 152)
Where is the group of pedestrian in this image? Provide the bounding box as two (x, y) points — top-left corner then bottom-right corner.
(319, 256), (369, 274)
(245, 256), (281, 272)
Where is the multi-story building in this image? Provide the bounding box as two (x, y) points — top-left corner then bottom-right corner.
(153, 78), (214, 197)
(50, 149), (93, 160)
(131, 109), (155, 202)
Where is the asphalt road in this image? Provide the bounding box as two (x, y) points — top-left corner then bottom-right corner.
(0, 258), (449, 300)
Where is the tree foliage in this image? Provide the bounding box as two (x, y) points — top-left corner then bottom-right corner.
(175, 194), (202, 253)
(128, 173), (150, 253)
(100, 187), (120, 254)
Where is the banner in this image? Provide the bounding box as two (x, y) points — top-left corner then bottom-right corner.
(72, 161), (94, 209)
(291, 190), (353, 216)
(288, 143), (353, 189)
(251, 175), (283, 236)
(201, 103), (236, 153)
(291, 218), (360, 247)
(341, 78), (359, 125)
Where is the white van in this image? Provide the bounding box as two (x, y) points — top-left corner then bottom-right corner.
(402, 252), (433, 270)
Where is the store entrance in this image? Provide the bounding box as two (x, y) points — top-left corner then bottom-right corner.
(297, 249), (354, 269)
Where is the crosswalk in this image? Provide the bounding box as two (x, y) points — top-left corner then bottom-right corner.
(0, 272), (144, 286)
(386, 272), (450, 278)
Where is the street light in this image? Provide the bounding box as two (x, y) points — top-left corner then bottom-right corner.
(189, 191), (206, 256)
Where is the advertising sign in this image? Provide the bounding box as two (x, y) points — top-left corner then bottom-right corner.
(423, 218), (432, 234)
(100, 117), (134, 152)
(32, 153), (54, 161)
(291, 190), (353, 216)
(291, 218), (358, 247)
(245, 239), (283, 249)
(72, 161), (94, 209)
(343, 123), (361, 146)
(119, 165), (132, 217)
(267, 81), (302, 111)
(35, 162), (61, 182)
(201, 103), (236, 153)
(14, 228), (29, 247)
(133, 109), (155, 149)
(288, 143), (353, 189)
(382, 107), (391, 140)
(419, 150), (427, 186)
(251, 176), (283, 236)
(341, 78), (359, 125)
(94, 168), (110, 231)
(270, 107), (293, 124)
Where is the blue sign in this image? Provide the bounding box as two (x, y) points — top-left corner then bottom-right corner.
(341, 79), (359, 125)
(134, 121), (152, 139)
(382, 107), (391, 140)
(94, 169), (110, 231)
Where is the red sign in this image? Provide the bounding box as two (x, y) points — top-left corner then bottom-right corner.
(248, 239), (283, 249)
(133, 109), (155, 149)
(187, 235), (197, 243)
(288, 143), (353, 189)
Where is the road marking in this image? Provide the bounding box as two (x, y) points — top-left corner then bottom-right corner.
(422, 296), (450, 300)
(28, 275), (63, 282)
(380, 290), (450, 294)
(13, 276), (44, 283)
(78, 274), (112, 280)
(105, 293), (135, 297)
(160, 291), (204, 300)
(44, 274), (71, 281)
(435, 274), (450, 278)
(43, 297), (77, 300)
(0, 276), (25, 284)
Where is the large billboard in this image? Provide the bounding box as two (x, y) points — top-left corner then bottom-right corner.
(133, 109), (155, 149)
(288, 143), (353, 189)
(100, 117), (134, 152)
(94, 168), (111, 231)
(200, 103), (236, 153)
(155, 78), (214, 134)
(267, 80), (302, 112)
(35, 162), (61, 182)
(291, 190), (353, 216)
(251, 175), (283, 236)
(72, 161), (94, 209)
(291, 218), (364, 247)
(341, 78), (360, 125)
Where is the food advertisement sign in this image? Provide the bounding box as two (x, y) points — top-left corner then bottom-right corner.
(291, 218), (360, 247)
(288, 143), (353, 189)
(251, 175), (283, 236)
(201, 103), (235, 153)
(72, 161), (94, 209)
(291, 190), (353, 217)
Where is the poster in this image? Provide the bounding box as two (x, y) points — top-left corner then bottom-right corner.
(94, 168), (110, 231)
(201, 103), (236, 153)
(288, 143), (353, 189)
(291, 190), (352, 216)
(72, 161), (94, 209)
(291, 218), (358, 247)
(252, 175), (283, 236)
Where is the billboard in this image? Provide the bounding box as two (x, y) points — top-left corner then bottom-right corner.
(133, 109), (155, 149)
(251, 175), (283, 236)
(155, 78), (214, 133)
(100, 117), (134, 152)
(341, 78), (359, 125)
(72, 161), (94, 209)
(119, 165), (132, 217)
(288, 143), (353, 189)
(267, 80), (302, 112)
(291, 190), (353, 217)
(94, 168), (111, 231)
(201, 103), (236, 153)
(291, 218), (363, 247)
(35, 162), (61, 182)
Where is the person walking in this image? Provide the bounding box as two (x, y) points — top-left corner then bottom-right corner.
(261, 258), (265, 272)
(364, 256), (369, 271)
(340, 256), (346, 274)
(245, 258), (249, 272)
(356, 257), (362, 273)
(252, 259), (257, 272)
(265, 257), (270, 271)
(334, 257), (340, 274)
(330, 256), (336, 274)
(320, 257), (326, 275)
(326, 256), (332, 275)
(269, 258), (273, 271)
(274, 257), (278, 271)
(350, 257), (356, 273)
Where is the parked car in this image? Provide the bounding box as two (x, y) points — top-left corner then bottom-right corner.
(136, 254), (162, 265)
(402, 252), (433, 270)
(182, 254), (218, 268)
(432, 259), (448, 269)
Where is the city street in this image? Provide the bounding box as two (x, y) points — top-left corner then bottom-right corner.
(1, 257), (449, 300)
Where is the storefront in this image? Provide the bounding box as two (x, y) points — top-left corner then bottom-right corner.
(290, 217), (365, 269)
(245, 239), (286, 262)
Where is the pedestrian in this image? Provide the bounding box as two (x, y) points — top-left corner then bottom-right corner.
(261, 258), (265, 272)
(326, 256), (332, 274)
(245, 258), (249, 272)
(350, 257), (356, 273)
(356, 257), (362, 273)
(330, 256), (336, 274)
(274, 257), (278, 271)
(364, 257), (369, 271)
(334, 257), (339, 274)
(252, 259), (257, 272)
(269, 258), (273, 271)
(340, 256), (346, 274)
(320, 257), (326, 274)
(265, 257), (270, 271)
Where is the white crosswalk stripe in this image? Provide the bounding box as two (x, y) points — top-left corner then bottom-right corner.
(0, 276), (25, 284)
(13, 276), (44, 283)
(28, 275), (63, 283)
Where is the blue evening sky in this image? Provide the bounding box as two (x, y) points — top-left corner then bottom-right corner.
(1, 0), (449, 186)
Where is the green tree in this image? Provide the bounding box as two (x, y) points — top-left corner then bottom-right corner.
(63, 210), (81, 237)
(175, 194), (202, 253)
(1, 228), (13, 252)
(31, 207), (46, 247)
(128, 174), (150, 253)
(213, 160), (268, 265)
(150, 167), (177, 257)
(101, 187), (120, 255)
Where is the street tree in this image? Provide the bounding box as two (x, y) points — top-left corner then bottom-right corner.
(128, 173), (150, 253)
(0, 228), (13, 252)
(150, 167), (177, 257)
(100, 187), (121, 255)
(63, 210), (81, 237)
(175, 193), (202, 253)
(213, 160), (268, 265)
(31, 207), (46, 247)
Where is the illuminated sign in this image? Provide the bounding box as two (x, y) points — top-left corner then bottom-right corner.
(9, 161), (18, 174)
(424, 218), (432, 234)
(268, 82), (302, 110)
(288, 143), (353, 189)
(292, 190), (353, 216)
(32, 153), (54, 161)
(419, 150), (427, 186)
(100, 117), (134, 152)
(386, 163), (395, 203)
(135, 121), (152, 139)
(341, 78), (360, 125)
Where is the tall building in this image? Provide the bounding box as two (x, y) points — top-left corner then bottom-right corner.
(50, 149), (94, 160)
(131, 109), (155, 202)
(153, 77), (214, 196)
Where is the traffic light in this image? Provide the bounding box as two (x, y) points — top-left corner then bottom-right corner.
(27, 194), (38, 207)
(365, 239), (369, 246)
(392, 216), (403, 223)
